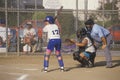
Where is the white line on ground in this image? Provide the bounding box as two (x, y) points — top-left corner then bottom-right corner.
(0, 71), (23, 75)
(0, 65), (39, 71)
(17, 74), (28, 80)
(0, 71), (28, 80)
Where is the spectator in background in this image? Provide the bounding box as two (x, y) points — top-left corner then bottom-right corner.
(0, 37), (3, 47)
(0, 19), (11, 47)
(37, 27), (43, 52)
(19, 26), (24, 52)
(23, 21), (37, 54)
(19, 26), (24, 40)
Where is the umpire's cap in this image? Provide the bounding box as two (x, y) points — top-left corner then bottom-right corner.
(85, 19), (94, 25)
(44, 16), (55, 24)
(0, 19), (6, 24)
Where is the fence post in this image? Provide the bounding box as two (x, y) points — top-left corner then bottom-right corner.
(84, 0), (88, 20)
(17, 0), (20, 56)
(5, 0), (8, 56)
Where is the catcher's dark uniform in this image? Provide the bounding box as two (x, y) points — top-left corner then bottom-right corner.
(73, 28), (96, 67)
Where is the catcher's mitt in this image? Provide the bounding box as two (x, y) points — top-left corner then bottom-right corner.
(64, 39), (76, 46)
(65, 39), (76, 44)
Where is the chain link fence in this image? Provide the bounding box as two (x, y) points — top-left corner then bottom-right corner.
(0, 0), (120, 55)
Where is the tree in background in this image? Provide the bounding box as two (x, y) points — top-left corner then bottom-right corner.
(97, 0), (119, 27)
(58, 13), (76, 40)
(32, 11), (46, 20)
(0, 0), (4, 7)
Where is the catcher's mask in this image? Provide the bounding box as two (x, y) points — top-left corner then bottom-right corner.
(76, 28), (87, 38)
(84, 19), (94, 25)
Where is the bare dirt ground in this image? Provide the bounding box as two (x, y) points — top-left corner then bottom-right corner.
(0, 53), (120, 80)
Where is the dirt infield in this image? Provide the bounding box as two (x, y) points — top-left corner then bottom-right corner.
(0, 54), (120, 80)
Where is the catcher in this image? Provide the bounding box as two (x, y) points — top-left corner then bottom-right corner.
(67, 28), (96, 67)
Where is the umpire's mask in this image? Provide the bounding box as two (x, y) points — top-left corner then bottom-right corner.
(84, 19), (94, 32)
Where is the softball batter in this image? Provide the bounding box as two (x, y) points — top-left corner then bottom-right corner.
(43, 16), (64, 72)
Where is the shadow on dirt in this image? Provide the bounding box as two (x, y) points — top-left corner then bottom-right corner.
(66, 60), (120, 71)
(95, 60), (120, 67)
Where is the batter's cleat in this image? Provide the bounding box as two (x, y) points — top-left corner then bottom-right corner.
(106, 63), (113, 68)
(60, 68), (65, 72)
(44, 67), (48, 72)
(60, 67), (65, 72)
(60, 67), (67, 72)
(41, 67), (48, 72)
(106, 65), (113, 68)
(44, 69), (48, 72)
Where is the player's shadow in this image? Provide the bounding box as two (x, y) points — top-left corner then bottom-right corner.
(94, 60), (120, 67)
(65, 64), (85, 71)
(48, 65), (81, 72)
(48, 60), (120, 72)
(65, 60), (120, 71)
(48, 68), (60, 72)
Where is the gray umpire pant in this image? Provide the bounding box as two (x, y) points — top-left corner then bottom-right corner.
(95, 34), (113, 66)
(104, 34), (113, 66)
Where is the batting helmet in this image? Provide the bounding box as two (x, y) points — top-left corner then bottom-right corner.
(44, 16), (54, 24)
(84, 19), (94, 25)
(0, 19), (6, 24)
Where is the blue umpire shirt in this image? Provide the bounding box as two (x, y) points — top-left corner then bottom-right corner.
(91, 24), (110, 43)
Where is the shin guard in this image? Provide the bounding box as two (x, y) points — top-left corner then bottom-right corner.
(56, 53), (64, 67)
(44, 54), (50, 68)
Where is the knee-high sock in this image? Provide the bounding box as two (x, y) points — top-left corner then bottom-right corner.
(44, 54), (50, 68)
(56, 52), (64, 67)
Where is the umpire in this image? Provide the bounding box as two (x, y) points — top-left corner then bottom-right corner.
(84, 19), (113, 68)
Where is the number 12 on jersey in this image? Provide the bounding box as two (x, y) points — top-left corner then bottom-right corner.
(52, 30), (59, 35)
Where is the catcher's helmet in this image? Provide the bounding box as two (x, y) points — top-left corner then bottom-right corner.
(84, 19), (94, 25)
(0, 19), (5, 24)
(44, 16), (54, 24)
(76, 28), (87, 38)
